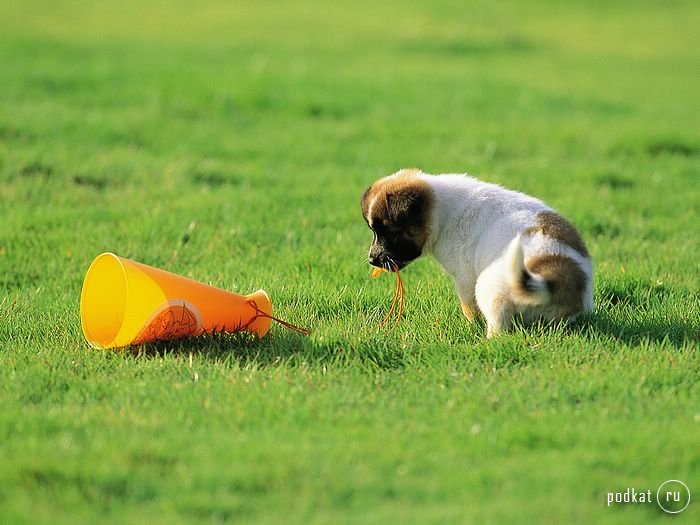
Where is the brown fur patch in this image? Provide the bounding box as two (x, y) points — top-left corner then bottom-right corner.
(361, 169), (434, 248)
(525, 254), (587, 316)
(524, 211), (589, 257)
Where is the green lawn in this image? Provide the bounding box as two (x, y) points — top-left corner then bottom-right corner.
(1, 1), (698, 523)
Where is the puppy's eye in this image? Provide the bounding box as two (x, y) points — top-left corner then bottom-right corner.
(383, 223), (401, 235)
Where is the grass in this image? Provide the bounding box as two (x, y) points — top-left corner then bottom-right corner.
(1, 0), (698, 523)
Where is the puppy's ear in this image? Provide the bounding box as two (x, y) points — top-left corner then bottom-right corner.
(386, 187), (426, 226)
(361, 186), (372, 220)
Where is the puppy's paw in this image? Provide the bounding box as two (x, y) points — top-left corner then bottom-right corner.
(486, 324), (502, 338)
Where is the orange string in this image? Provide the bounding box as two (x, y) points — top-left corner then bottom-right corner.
(374, 264), (405, 331)
(241, 300), (312, 335)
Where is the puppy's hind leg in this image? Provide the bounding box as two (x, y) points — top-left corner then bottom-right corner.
(475, 264), (514, 338)
(483, 296), (514, 338)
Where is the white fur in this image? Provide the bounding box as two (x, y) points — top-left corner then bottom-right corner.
(416, 172), (594, 337)
(366, 193), (380, 229)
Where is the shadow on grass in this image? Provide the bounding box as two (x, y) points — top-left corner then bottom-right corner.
(116, 277), (698, 368)
(576, 278), (699, 347)
(125, 329), (418, 370)
(120, 312), (697, 371)
(124, 329), (314, 366)
(581, 312), (698, 348)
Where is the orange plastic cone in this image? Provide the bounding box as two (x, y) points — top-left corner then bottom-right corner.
(80, 253), (272, 348)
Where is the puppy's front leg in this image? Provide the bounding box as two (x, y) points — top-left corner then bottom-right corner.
(460, 302), (477, 321)
(456, 281), (480, 321)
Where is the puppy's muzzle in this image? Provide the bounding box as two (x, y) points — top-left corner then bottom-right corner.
(369, 255), (385, 268)
(369, 247), (405, 271)
(368, 244), (386, 268)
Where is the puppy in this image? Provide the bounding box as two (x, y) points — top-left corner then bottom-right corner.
(361, 168), (593, 337)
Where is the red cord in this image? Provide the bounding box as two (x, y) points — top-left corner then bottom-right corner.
(241, 299), (312, 335)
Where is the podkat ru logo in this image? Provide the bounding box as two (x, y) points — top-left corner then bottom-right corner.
(606, 480), (690, 514)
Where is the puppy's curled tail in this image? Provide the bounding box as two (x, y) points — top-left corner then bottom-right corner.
(505, 234), (550, 306)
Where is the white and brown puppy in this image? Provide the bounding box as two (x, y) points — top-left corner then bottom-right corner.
(361, 168), (593, 337)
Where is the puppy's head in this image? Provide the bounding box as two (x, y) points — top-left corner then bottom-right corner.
(361, 169), (434, 271)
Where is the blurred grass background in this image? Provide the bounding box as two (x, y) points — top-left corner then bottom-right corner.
(0, 1), (698, 523)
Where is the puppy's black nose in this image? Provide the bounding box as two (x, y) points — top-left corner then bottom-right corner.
(369, 256), (383, 268)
